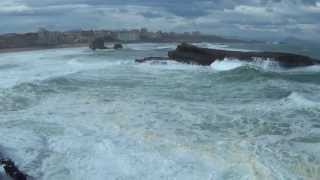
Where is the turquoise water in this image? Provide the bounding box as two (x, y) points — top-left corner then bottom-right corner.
(0, 43), (320, 180)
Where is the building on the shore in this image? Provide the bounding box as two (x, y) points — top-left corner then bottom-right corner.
(192, 31), (201, 36)
(37, 28), (63, 45)
(62, 31), (80, 43)
(116, 30), (140, 42)
(139, 28), (161, 40)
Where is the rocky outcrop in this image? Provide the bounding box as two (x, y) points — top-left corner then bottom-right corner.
(0, 159), (27, 180)
(89, 38), (107, 50)
(135, 57), (170, 63)
(168, 43), (320, 68)
(113, 43), (123, 49)
(89, 39), (124, 50)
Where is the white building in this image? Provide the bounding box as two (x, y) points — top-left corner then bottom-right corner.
(117, 31), (140, 42)
(37, 28), (61, 45)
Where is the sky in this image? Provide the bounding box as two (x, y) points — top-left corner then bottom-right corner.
(0, 0), (319, 41)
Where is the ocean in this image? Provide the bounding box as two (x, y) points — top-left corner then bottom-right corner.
(0, 43), (320, 180)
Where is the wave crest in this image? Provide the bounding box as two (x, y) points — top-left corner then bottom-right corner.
(211, 58), (282, 72)
(210, 58), (244, 71)
(285, 92), (320, 107)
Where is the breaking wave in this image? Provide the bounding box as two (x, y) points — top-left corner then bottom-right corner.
(210, 59), (244, 71)
(284, 92), (320, 107)
(210, 58), (281, 72)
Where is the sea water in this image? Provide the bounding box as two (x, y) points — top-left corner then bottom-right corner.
(0, 43), (320, 180)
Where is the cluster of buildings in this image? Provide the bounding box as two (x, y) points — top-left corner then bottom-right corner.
(0, 28), (164, 49)
(37, 28), (183, 45)
(0, 28), (240, 49)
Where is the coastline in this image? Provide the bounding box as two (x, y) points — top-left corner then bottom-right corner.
(0, 42), (167, 54)
(0, 43), (88, 54)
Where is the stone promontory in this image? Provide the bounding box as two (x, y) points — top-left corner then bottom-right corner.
(89, 38), (124, 50)
(166, 43), (319, 68)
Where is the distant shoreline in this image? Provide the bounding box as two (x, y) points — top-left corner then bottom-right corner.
(0, 43), (88, 54)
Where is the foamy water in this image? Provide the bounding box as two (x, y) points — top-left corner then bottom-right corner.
(210, 58), (282, 72)
(1, 43), (320, 180)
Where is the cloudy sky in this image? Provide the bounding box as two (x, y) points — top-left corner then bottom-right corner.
(0, 0), (319, 41)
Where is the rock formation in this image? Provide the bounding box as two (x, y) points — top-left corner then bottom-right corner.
(89, 38), (124, 50)
(113, 43), (123, 49)
(135, 57), (170, 63)
(0, 159), (27, 180)
(167, 43), (319, 68)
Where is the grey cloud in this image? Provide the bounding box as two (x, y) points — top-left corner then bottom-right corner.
(139, 12), (164, 19)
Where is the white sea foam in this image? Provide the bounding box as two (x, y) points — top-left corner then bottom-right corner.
(251, 57), (281, 70)
(286, 92), (320, 107)
(210, 58), (244, 71)
(210, 58), (282, 72)
(0, 92), (276, 180)
(0, 47), (130, 88)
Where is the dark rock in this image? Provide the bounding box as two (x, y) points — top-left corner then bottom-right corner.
(135, 57), (171, 63)
(0, 159), (27, 180)
(89, 38), (107, 50)
(113, 43), (123, 49)
(168, 43), (320, 68)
